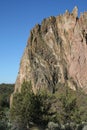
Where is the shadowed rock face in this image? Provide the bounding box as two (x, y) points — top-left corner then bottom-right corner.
(15, 7), (87, 93)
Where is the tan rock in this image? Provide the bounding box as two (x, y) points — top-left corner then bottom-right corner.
(72, 6), (78, 18)
(13, 7), (87, 95)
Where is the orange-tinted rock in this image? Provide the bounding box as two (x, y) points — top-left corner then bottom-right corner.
(14, 7), (87, 94)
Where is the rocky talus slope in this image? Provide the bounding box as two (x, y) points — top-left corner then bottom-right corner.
(15, 7), (87, 93)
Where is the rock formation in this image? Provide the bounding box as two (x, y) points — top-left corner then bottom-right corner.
(14, 7), (87, 93)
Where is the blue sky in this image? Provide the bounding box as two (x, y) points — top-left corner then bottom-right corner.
(0, 0), (87, 83)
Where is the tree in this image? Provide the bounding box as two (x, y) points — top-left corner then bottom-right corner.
(10, 81), (50, 128)
(60, 85), (81, 124)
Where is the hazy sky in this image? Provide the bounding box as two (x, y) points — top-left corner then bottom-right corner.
(0, 0), (87, 83)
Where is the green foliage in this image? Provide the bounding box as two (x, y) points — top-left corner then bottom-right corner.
(10, 82), (87, 129)
(10, 93), (23, 122)
(21, 80), (33, 95)
(54, 84), (87, 124)
(0, 83), (14, 108)
(0, 83), (14, 130)
(0, 81), (87, 130)
(10, 82), (31, 128)
(59, 85), (81, 123)
(10, 81), (50, 129)
(21, 81), (45, 124)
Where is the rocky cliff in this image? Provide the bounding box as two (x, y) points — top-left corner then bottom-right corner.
(15, 7), (87, 93)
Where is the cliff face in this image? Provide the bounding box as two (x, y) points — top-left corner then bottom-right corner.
(15, 7), (87, 93)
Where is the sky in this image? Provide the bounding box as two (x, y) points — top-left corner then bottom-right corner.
(0, 0), (87, 84)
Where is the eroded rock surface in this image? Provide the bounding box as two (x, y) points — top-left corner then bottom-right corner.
(15, 7), (87, 93)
